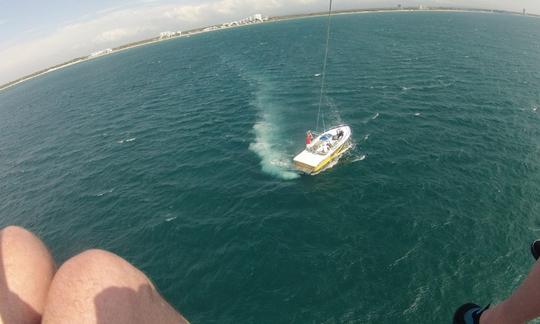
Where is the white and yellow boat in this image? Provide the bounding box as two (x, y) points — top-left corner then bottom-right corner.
(293, 125), (352, 174)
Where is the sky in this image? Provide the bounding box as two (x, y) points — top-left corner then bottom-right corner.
(1, 0), (539, 85)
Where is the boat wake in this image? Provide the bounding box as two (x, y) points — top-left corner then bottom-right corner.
(247, 78), (300, 180)
(350, 154), (366, 163)
(362, 112), (379, 124)
(220, 54), (299, 180)
(249, 120), (299, 180)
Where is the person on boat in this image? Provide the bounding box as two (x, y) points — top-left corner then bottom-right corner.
(332, 129), (344, 141)
(306, 131), (313, 147)
(453, 239), (540, 324)
(322, 142), (330, 153)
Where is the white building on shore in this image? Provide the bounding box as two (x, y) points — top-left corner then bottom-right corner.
(252, 14), (264, 22)
(159, 31), (183, 39)
(159, 31), (175, 39)
(90, 48), (113, 57)
(221, 14), (268, 29)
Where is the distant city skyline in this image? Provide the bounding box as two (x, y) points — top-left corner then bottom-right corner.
(1, 0), (539, 85)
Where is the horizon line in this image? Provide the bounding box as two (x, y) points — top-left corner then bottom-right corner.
(1, 6), (537, 92)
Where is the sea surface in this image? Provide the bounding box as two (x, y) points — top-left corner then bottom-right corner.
(1, 11), (540, 323)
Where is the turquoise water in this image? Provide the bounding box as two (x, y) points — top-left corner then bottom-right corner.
(2, 11), (540, 323)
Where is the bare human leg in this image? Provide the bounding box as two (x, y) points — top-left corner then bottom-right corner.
(42, 249), (188, 324)
(0, 226), (56, 324)
(479, 259), (540, 324)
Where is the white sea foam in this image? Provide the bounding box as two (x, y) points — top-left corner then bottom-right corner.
(403, 285), (427, 315)
(228, 60), (300, 180)
(249, 120), (299, 180)
(364, 134), (370, 141)
(533, 105), (538, 112)
(372, 112), (379, 120)
(414, 112), (421, 116)
(314, 73), (321, 77)
(248, 84), (299, 180)
(165, 216), (177, 222)
(351, 154), (366, 163)
(96, 188), (114, 197)
(118, 137), (136, 144)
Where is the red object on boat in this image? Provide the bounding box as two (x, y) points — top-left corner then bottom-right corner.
(306, 132), (313, 145)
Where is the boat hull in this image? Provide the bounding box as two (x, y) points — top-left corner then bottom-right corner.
(293, 125), (352, 174)
(312, 138), (351, 173)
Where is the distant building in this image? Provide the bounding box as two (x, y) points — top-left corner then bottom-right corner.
(218, 14), (267, 30)
(159, 31), (175, 39)
(90, 48), (112, 57)
(208, 14), (268, 31)
(418, 5), (425, 10)
(397, 4), (402, 9)
(523, 8), (526, 15)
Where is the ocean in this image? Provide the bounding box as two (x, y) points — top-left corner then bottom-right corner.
(1, 11), (540, 323)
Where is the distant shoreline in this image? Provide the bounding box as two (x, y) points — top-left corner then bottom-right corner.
(1, 7), (537, 92)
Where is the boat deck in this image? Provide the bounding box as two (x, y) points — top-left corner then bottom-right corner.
(293, 125), (352, 174)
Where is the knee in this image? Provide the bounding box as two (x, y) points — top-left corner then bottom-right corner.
(1, 225), (55, 323)
(2, 225), (27, 233)
(42, 249), (155, 323)
(2, 225), (26, 233)
(52, 249), (152, 289)
(44, 249), (152, 303)
(2, 225), (38, 243)
(0, 224), (55, 279)
(1, 225), (51, 254)
(55, 249), (122, 276)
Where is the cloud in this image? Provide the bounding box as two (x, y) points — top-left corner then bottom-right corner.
(0, 0), (301, 84)
(94, 27), (150, 43)
(95, 28), (131, 42)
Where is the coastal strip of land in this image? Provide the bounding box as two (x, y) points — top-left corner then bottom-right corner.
(1, 6), (538, 92)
